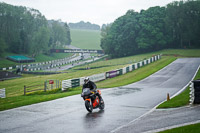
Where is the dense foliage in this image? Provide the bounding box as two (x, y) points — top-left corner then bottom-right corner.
(101, 0), (200, 58)
(69, 21), (100, 30)
(0, 2), (71, 57)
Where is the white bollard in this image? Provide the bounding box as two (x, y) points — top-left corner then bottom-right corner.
(0, 88), (6, 98)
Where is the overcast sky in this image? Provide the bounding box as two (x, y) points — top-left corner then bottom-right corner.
(0, 0), (180, 25)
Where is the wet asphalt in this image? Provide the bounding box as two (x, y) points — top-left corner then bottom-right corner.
(115, 105), (200, 133)
(0, 58), (200, 133)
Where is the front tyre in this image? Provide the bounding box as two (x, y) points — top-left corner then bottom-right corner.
(85, 100), (93, 113)
(99, 98), (105, 110)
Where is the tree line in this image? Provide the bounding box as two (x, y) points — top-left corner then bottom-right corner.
(69, 21), (100, 30)
(101, 0), (200, 58)
(0, 2), (71, 57)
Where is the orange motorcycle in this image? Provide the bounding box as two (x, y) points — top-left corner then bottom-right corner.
(81, 88), (105, 112)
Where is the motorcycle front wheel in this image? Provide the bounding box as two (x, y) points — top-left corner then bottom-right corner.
(85, 100), (93, 113)
(99, 98), (105, 110)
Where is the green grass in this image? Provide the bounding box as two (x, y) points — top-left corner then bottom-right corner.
(70, 29), (101, 49)
(159, 123), (200, 133)
(158, 87), (190, 108)
(34, 53), (73, 62)
(0, 56), (175, 111)
(157, 63), (200, 108)
(156, 49), (200, 57)
(0, 89), (82, 111)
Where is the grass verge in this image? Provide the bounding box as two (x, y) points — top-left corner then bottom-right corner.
(0, 56), (176, 111)
(159, 123), (200, 133)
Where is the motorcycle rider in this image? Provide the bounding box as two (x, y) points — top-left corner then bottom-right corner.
(82, 77), (103, 103)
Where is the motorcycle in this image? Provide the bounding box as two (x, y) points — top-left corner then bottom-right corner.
(81, 88), (105, 112)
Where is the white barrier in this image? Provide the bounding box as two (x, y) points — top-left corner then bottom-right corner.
(148, 58), (151, 64)
(151, 57), (154, 62)
(144, 60), (147, 65)
(122, 67), (126, 74)
(80, 73), (106, 85)
(134, 63), (138, 69)
(129, 65), (132, 72)
(0, 88), (6, 98)
(61, 55), (161, 91)
(139, 61), (143, 67)
(89, 73), (106, 83)
(62, 79), (72, 91)
(155, 56), (157, 61)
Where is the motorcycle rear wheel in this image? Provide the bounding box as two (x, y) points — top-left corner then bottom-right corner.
(85, 100), (93, 112)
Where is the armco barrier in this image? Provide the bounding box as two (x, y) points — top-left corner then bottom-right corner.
(122, 67), (126, 74)
(126, 66), (130, 73)
(116, 69), (123, 76)
(137, 62), (140, 68)
(89, 73), (106, 83)
(80, 73), (106, 86)
(132, 64), (135, 71)
(71, 78), (80, 88)
(62, 79), (72, 91)
(61, 55), (161, 91)
(106, 70), (118, 79)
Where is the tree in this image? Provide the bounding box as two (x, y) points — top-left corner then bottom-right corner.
(136, 6), (167, 51)
(0, 2), (72, 57)
(64, 23), (72, 45)
(100, 0), (200, 58)
(0, 38), (7, 56)
(31, 27), (50, 56)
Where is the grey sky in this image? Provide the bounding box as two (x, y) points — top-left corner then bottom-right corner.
(0, 0), (179, 25)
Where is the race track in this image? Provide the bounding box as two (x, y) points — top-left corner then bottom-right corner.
(0, 58), (200, 133)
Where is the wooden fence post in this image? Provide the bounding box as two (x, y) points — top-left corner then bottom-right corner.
(24, 86), (26, 95)
(44, 81), (47, 92)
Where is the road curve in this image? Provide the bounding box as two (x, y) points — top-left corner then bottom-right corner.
(0, 58), (200, 133)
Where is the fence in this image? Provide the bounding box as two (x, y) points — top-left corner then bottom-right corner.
(0, 88), (6, 98)
(0, 54), (78, 71)
(62, 55), (161, 91)
(24, 83), (46, 95)
(46, 80), (61, 90)
(24, 80), (61, 95)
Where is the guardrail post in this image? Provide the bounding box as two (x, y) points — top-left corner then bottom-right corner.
(56, 79), (58, 89)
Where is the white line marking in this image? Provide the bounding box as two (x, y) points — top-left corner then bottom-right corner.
(143, 120), (200, 133)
